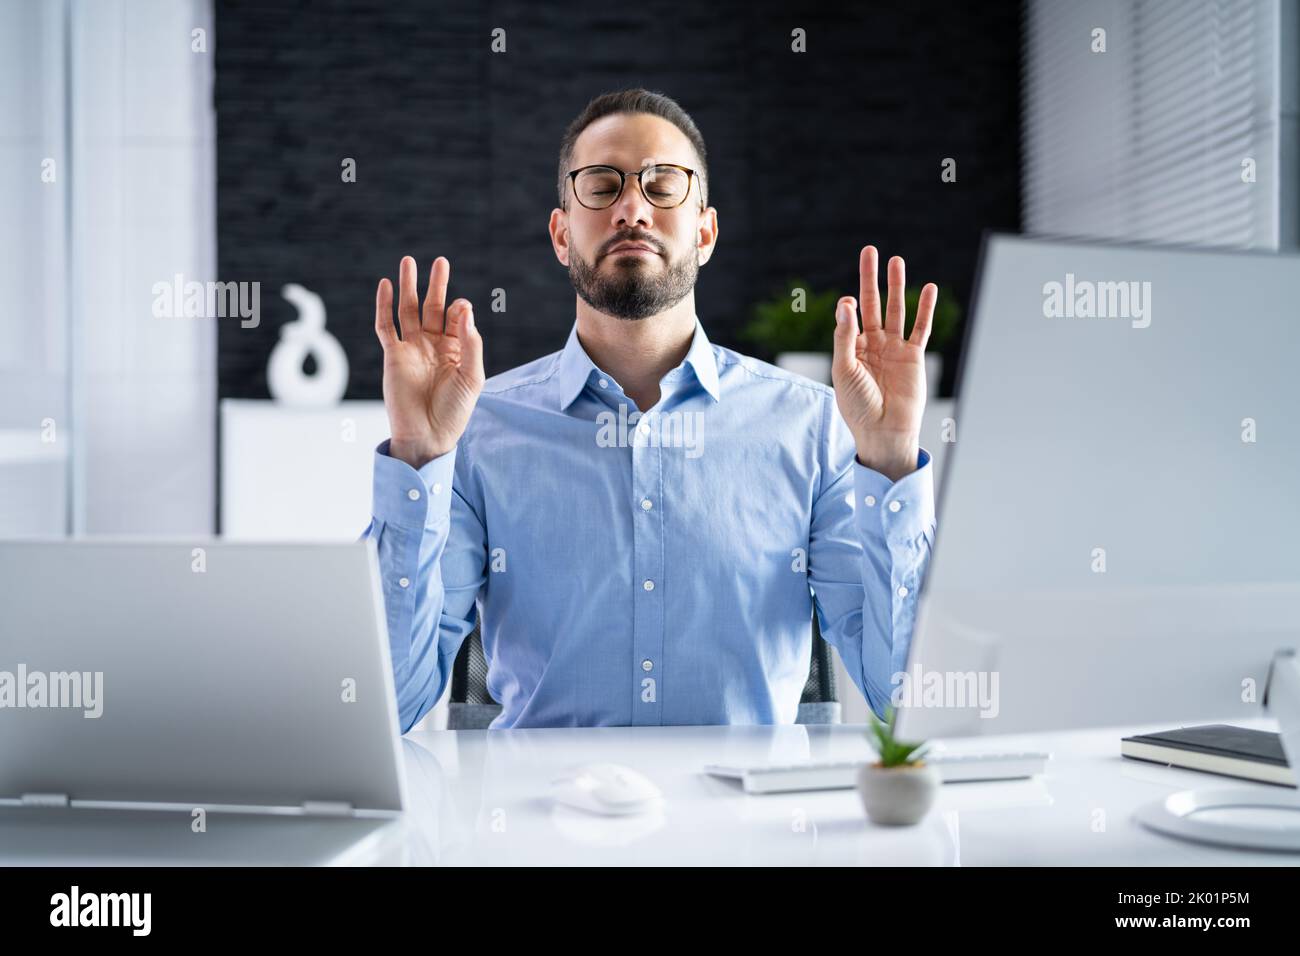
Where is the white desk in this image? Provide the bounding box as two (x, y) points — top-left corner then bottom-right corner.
(3, 717), (1293, 865)
(394, 716), (1295, 866)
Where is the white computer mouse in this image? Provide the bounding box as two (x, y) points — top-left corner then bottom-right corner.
(550, 762), (664, 816)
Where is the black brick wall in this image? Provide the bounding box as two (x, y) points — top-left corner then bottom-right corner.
(216, 0), (1022, 399)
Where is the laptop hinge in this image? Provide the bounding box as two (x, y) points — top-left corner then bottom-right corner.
(21, 793), (70, 807)
(302, 800), (354, 817)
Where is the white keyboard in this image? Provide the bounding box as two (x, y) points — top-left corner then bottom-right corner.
(704, 752), (1050, 794)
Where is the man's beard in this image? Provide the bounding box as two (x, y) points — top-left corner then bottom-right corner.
(568, 244), (698, 320)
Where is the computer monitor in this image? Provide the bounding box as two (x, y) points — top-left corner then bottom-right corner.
(895, 234), (1300, 742)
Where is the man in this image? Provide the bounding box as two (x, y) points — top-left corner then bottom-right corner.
(365, 88), (938, 732)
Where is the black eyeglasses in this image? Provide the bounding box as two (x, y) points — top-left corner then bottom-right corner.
(566, 163), (704, 211)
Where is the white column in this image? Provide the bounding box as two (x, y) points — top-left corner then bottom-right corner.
(69, 0), (216, 534)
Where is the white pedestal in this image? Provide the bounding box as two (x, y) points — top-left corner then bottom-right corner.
(220, 398), (390, 541)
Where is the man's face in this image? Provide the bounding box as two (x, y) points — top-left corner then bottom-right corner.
(551, 113), (717, 321)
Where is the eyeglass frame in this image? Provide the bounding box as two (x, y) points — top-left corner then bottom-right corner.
(564, 162), (706, 212)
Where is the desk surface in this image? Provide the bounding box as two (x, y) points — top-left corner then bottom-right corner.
(3, 717), (1295, 865)
(398, 716), (1297, 866)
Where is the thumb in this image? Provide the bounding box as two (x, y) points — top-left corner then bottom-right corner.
(456, 301), (485, 384)
(832, 297), (859, 374)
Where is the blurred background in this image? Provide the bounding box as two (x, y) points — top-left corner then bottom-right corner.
(1, 0), (1294, 720)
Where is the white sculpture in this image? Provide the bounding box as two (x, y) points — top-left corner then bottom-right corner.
(268, 283), (349, 407)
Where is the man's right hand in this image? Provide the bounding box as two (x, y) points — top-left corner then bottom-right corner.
(375, 256), (484, 470)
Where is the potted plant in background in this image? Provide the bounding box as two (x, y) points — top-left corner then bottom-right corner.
(742, 278), (963, 394)
(740, 278), (842, 384)
(856, 705), (940, 826)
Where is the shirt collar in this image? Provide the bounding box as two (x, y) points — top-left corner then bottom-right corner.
(555, 316), (722, 411)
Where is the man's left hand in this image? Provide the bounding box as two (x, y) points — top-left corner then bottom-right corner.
(832, 245), (937, 482)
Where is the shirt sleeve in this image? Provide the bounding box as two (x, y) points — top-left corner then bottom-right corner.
(806, 394), (937, 720)
(359, 438), (487, 733)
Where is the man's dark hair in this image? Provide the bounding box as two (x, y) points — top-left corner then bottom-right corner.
(557, 88), (708, 209)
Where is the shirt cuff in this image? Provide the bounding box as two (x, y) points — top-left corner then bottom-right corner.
(372, 438), (457, 531)
(852, 447), (936, 549)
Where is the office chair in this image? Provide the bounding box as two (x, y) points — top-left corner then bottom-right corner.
(448, 611), (841, 729)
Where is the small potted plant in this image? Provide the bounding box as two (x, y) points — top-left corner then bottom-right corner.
(856, 705), (940, 826)
(742, 279), (962, 393)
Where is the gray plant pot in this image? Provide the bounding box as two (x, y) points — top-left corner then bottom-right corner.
(855, 762), (941, 826)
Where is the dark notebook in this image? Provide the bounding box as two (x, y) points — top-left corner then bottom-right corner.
(1120, 724), (1294, 787)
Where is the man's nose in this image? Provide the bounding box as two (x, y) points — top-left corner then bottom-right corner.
(609, 176), (654, 229)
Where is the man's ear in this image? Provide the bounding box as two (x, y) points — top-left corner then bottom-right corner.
(696, 206), (719, 267)
(549, 208), (570, 267)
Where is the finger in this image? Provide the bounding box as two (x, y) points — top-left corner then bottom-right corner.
(374, 278), (398, 349)
(422, 257), (450, 333)
(832, 296), (859, 375)
(910, 283), (938, 349)
(397, 256), (420, 340)
(859, 246), (881, 330)
(884, 255), (906, 337)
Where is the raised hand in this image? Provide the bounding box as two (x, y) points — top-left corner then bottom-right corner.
(831, 245), (937, 481)
(374, 256), (484, 469)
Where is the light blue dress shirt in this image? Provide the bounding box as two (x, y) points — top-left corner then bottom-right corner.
(363, 316), (935, 732)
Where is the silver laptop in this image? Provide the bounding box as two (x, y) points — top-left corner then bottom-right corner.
(0, 539), (406, 864)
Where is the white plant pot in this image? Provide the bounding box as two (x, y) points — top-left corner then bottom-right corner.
(925, 353), (943, 399)
(775, 351), (832, 384)
(855, 762), (941, 826)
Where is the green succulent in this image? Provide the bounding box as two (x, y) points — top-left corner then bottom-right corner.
(867, 704), (930, 768)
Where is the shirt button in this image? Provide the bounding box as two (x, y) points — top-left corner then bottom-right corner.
(888, 500), (902, 513)
(432, 483), (442, 495)
(897, 585), (909, 597)
(640, 498), (653, 511)
(643, 579), (655, 591)
(864, 494), (877, 507)
(399, 577), (410, 588)
(598, 377), (609, 388)
(637, 422), (649, 435)
(641, 659), (654, 672)
(407, 488), (421, 501)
